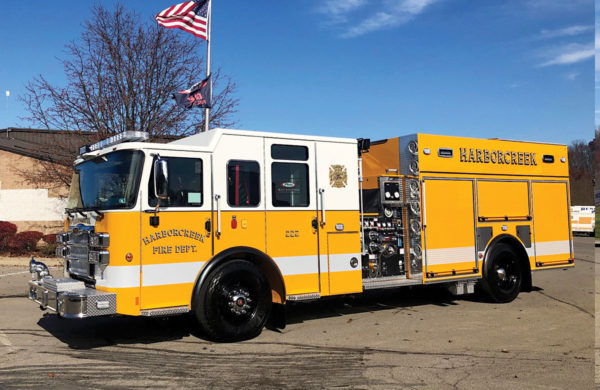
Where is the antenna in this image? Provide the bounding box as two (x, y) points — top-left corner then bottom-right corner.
(4, 90), (9, 128)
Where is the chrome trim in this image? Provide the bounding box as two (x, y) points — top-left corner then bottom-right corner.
(89, 233), (110, 248)
(28, 264), (116, 318)
(362, 275), (422, 290)
(88, 250), (110, 265)
(286, 292), (320, 301)
(140, 306), (190, 317)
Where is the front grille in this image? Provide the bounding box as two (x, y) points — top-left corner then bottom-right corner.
(62, 227), (95, 282)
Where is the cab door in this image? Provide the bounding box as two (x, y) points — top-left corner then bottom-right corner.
(212, 134), (266, 254)
(140, 151), (212, 310)
(264, 138), (320, 295)
(314, 141), (362, 296)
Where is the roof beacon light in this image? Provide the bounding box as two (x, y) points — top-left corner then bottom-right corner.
(80, 131), (149, 155)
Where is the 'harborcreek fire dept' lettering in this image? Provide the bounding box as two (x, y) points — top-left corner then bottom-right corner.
(459, 148), (537, 166)
(142, 228), (205, 255)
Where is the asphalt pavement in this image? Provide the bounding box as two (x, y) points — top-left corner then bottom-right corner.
(0, 237), (594, 389)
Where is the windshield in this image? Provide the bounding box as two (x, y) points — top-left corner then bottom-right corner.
(66, 150), (145, 210)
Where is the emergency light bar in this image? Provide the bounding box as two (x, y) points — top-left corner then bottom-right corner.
(79, 131), (149, 155)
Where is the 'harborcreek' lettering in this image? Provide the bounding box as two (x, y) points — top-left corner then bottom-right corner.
(459, 148), (537, 166)
(142, 228), (205, 255)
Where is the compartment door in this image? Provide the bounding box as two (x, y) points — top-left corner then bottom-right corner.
(265, 138), (320, 295)
(531, 181), (572, 266)
(423, 178), (477, 278)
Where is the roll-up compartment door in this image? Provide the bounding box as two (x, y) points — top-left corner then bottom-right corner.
(531, 181), (572, 266)
(423, 179), (477, 278)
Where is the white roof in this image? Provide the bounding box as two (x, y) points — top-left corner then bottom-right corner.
(170, 128), (358, 148)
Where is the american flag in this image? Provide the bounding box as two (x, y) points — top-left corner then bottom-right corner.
(156, 0), (209, 40)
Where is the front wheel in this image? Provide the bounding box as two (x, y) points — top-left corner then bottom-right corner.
(481, 243), (522, 303)
(195, 259), (272, 341)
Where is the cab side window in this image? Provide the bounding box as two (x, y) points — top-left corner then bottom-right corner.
(148, 157), (203, 207)
(227, 160), (260, 207)
(271, 144), (310, 207)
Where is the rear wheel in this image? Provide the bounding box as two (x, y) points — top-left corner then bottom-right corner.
(481, 243), (522, 303)
(195, 259), (271, 341)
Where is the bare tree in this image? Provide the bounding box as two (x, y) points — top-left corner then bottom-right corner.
(568, 137), (595, 205)
(19, 4), (238, 190)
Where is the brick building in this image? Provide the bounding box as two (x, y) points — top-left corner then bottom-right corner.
(0, 128), (178, 234)
(0, 128), (96, 233)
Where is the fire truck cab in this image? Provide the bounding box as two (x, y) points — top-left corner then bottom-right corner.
(28, 129), (574, 341)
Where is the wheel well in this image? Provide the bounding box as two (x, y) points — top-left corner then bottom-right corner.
(192, 247), (286, 306)
(484, 234), (532, 292)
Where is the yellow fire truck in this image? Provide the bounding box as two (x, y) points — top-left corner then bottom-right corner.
(28, 129), (574, 340)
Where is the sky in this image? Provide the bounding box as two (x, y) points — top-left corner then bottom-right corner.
(0, 0), (594, 145)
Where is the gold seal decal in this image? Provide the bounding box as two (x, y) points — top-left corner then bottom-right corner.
(329, 165), (348, 188)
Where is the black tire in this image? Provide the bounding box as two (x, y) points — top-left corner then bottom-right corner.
(481, 243), (522, 303)
(195, 259), (271, 341)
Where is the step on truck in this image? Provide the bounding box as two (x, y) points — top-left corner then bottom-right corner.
(28, 129), (574, 340)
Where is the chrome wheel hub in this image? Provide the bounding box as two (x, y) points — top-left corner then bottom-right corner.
(496, 268), (507, 281)
(227, 288), (252, 315)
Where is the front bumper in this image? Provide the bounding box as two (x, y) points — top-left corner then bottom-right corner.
(28, 259), (116, 318)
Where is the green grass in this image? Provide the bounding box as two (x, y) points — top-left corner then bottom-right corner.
(596, 211), (600, 239)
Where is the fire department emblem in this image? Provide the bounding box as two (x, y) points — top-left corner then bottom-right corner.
(329, 165), (347, 188)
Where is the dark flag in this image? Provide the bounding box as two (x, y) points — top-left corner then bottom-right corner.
(173, 77), (211, 109)
(156, 0), (209, 40)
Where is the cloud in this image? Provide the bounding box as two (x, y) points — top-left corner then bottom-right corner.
(316, 0), (440, 38)
(525, 0), (590, 13)
(565, 72), (579, 80)
(538, 43), (594, 67)
(316, 0), (368, 24)
(538, 25), (593, 39)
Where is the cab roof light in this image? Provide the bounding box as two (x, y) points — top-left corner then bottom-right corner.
(79, 131), (149, 155)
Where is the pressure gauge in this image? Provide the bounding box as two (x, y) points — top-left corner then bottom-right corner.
(384, 207), (393, 218)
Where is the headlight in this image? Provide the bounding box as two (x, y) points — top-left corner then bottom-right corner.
(88, 250), (110, 265)
(89, 233), (110, 248)
(55, 246), (68, 258)
(56, 232), (70, 243)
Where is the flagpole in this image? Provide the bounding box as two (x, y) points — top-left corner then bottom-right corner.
(203, 0), (212, 133)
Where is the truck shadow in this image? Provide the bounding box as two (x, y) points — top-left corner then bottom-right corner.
(36, 284), (539, 349)
(37, 313), (196, 349)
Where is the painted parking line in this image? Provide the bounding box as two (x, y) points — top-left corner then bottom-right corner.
(0, 266), (59, 278)
(0, 330), (15, 354)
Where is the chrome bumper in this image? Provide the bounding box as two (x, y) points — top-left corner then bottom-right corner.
(28, 259), (116, 318)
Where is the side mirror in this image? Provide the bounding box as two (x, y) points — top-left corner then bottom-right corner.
(154, 159), (169, 200)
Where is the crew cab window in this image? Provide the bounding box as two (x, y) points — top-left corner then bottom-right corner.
(227, 160), (260, 207)
(271, 144), (308, 161)
(272, 162), (309, 207)
(148, 157), (203, 207)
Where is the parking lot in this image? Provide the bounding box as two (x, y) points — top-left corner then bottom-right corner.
(0, 237), (594, 389)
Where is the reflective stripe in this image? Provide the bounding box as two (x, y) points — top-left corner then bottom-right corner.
(274, 255), (318, 276)
(142, 262), (204, 286)
(535, 240), (570, 256)
(96, 262), (205, 288)
(275, 254), (359, 275)
(96, 265), (140, 289)
(327, 253), (360, 273)
(426, 246), (475, 265)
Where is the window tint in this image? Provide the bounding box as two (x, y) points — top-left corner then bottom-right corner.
(227, 160), (260, 207)
(149, 157), (203, 207)
(271, 144), (309, 161)
(272, 162), (309, 207)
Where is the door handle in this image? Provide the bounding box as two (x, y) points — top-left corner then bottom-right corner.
(214, 194), (221, 237)
(205, 218), (211, 237)
(318, 188), (325, 227)
(311, 217), (318, 231)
